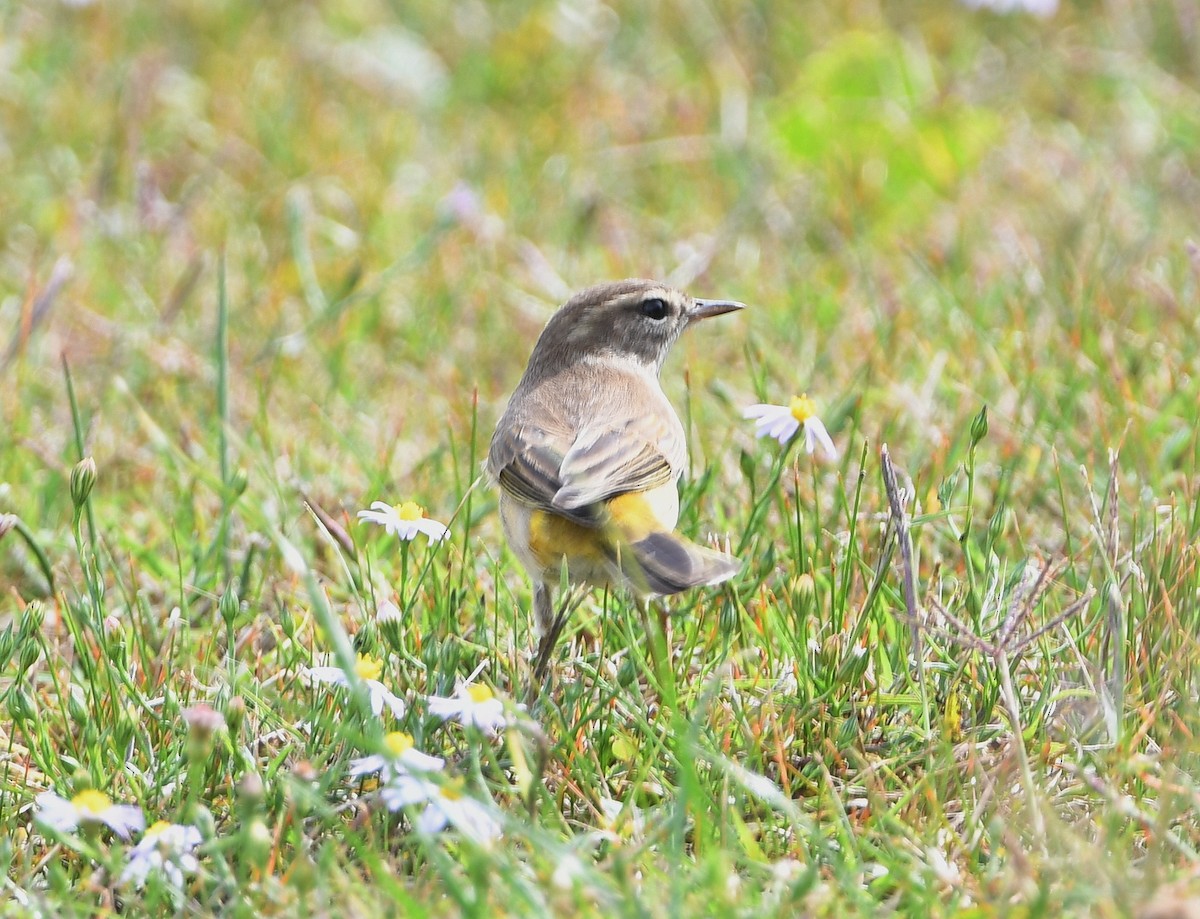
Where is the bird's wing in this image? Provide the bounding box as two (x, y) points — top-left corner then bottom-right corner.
(551, 422), (676, 511)
(489, 414), (680, 525)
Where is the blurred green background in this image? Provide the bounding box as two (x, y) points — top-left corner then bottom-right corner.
(5, 0), (1197, 527)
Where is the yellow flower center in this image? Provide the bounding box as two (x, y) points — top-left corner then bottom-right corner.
(384, 732), (415, 757)
(439, 782), (464, 801)
(467, 685), (494, 704)
(789, 394), (818, 424)
(394, 501), (424, 521)
(145, 820), (171, 839)
(71, 789), (113, 816)
(354, 655), (383, 682)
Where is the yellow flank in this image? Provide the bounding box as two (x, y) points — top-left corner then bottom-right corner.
(606, 492), (663, 543)
(528, 492), (666, 569)
(529, 511), (607, 566)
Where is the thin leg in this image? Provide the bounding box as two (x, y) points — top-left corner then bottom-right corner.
(533, 582), (555, 637)
(531, 585), (587, 689)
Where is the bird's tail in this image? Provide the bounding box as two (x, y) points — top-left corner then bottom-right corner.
(613, 529), (741, 597)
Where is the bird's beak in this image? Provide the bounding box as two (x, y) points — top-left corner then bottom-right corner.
(687, 298), (745, 322)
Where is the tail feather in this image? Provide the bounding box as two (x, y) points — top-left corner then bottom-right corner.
(617, 530), (741, 596)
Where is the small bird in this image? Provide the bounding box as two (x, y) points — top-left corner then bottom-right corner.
(487, 279), (743, 671)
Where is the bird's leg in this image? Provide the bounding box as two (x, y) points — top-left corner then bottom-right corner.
(531, 584), (587, 689)
(533, 582), (555, 637)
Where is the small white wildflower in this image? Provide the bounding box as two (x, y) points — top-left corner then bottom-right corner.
(744, 394), (837, 458)
(119, 821), (202, 889)
(348, 731), (444, 781)
(427, 684), (508, 738)
(181, 703), (226, 737)
(376, 599), (403, 624)
(36, 790), (145, 839)
(357, 501), (450, 542)
(307, 655), (407, 719)
(382, 776), (502, 844)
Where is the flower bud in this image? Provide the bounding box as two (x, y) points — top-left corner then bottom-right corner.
(182, 702), (227, 742)
(224, 695), (246, 739)
(0, 628), (13, 667)
(68, 689), (89, 726)
(20, 601), (45, 636)
(16, 637), (41, 677)
(229, 467), (249, 499)
(219, 589), (240, 629)
(376, 600), (404, 653)
(0, 514), (16, 542)
(69, 457), (97, 510)
(237, 771), (265, 809)
(113, 704), (137, 751)
(7, 687), (35, 725)
(969, 406), (989, 449)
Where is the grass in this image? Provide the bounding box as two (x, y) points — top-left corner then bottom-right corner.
(2, 0), (1200, 915)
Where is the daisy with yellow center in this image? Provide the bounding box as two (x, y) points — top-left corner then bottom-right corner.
(354, 655), (384, 682)
(348, 731), (445, 782)
(380, 775), (502, 844)
(306, 654), (407, 719)
(36, 789), (145, 839)
(744, 393), (837, 458)
(119, 820), (202, 889)
(357, 500), (450, 542)
(427, 682), (509, 738)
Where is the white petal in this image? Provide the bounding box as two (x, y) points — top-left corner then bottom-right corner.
(163, 863), (185, 889)
(467, 700), (507, 736)
(743, 403), (787, 420)
(348, 755), (386, 777)
(381, 776), (435, 811)
(376, 600), (403, 622)
(368, 682), (407, 719)
(306, 667), (350, 687)
(426, 695), (462, 720)
(415, 804), (449, 835)
(805, 417), (837, 459)
(35, 793), (80, 833)
(119, 855), (154, 887)
(414, 518), (450, 541)
(356, 509), (395, 530)
(399, 749), (445, 773)
(762, 415), (799, 444)
(445, 798), (502, 842)
(366, 686), (385, 716)
(101, 805), (145, 839)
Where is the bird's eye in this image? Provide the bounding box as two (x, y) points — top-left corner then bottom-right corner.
(640, 298), (669, 320)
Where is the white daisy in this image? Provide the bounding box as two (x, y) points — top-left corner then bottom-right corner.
(307, 655), (407, 719)
(36, 790), (145, 839)
(744, 394), (837, 458)
(348, 731), (445, 781)
(119, 821), (202, 889)
(357, 501), (450, 542)
(381, 776), (501, 844)
(427, 684), (508, 738)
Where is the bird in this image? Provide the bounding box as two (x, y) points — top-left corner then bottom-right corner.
(486, 279), (743, 675)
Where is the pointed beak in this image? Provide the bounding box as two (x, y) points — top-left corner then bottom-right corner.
(687, 298), (745, 322)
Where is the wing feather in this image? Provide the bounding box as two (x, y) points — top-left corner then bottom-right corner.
(489, 420), (678, 525)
